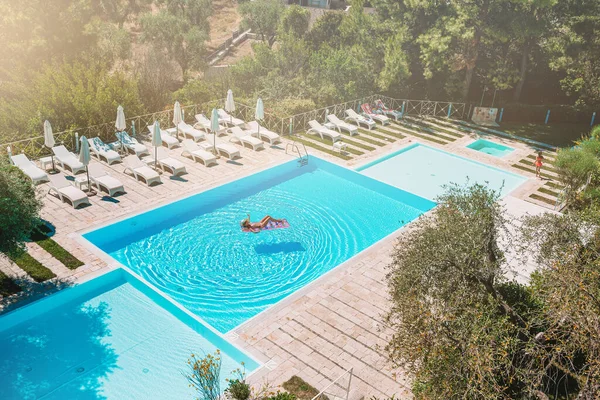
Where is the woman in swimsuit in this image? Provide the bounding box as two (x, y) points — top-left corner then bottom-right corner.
(533, 151), (544, 178)
(241, 214), (283, 230)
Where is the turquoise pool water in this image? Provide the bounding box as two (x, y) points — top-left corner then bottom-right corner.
(467, 139), (514, 157)
(0, 269), (257, 400)
(357, 143), (527, 201)
(84, 158), (435, 333)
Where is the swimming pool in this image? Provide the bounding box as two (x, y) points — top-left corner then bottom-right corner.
(467, 139), (514, 157)
(84, 157), (435, 333)
(357, 143), (527, 201)
(0, 269), (258, 400)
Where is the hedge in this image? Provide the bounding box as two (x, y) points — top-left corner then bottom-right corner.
(497, 104), (597, 124)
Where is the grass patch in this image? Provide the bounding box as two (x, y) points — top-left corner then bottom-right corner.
(498, 122), (590, 148)
(392, 122), (455, 142)
(373, 126), (406, 139)
(292, 137), (352, 160)
(30, 229), (84, 270)
(9, 251), (56, 282)
(392, 125), (448, 145)
(529, 193), (557, 206)
(409, 119), (464, 138)
(511, 164), (555, 180)
(357, 128), (396, 142)
(0, 270), (21, 297)
(282, 376), (322, 400)
(518, 159), (557, 174)
(545, 181), (564, 190)
(300, 133), (364, 155)
(397, 121), (457, 142)
(538, 187), (560, 197)
(338, 133), (377, 150)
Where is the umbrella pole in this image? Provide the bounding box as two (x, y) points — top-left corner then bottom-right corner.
(213, 132), (216, 155)
(85, 166), (95, 196)
(154, 147), (159, 171)
(51, 155), (56, 173)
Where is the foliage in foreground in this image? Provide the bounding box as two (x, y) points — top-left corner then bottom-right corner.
(385, 183), (600, 399)
(0, 162), (42, 255)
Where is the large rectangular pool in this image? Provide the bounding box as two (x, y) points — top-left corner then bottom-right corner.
(83, 158), (435, 333)
(0, 269), (258, 400)
(357, 143), (527, 201)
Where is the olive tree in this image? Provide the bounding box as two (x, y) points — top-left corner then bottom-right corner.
(0, 162), (42, 254)
(385, 183), (600, 399)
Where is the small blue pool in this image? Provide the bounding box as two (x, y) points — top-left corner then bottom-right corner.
(83, 157), (435, 333)
(0, 269), (258, 400)
(467, 139), (514, 157)
(357, 143), (527, 201)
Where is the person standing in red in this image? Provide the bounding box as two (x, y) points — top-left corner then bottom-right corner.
(534, 151), (544, 178)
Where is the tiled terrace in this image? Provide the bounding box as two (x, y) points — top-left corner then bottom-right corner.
(0, 119), (559, 398)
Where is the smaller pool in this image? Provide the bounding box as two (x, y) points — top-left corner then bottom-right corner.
(0, 269), (258, 400)
(467, 139), (514, 157)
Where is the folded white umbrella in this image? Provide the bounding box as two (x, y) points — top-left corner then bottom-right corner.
(173, 101), (183, 139)
(210, 108), (220, 155)
(44, 120), (56, 171)
(79, 135), (92, 193)
(255, 98), (264, 133)
(115, 105), (126, 132)
(151, 121), (162, 171)
(225, 89), (235, 125)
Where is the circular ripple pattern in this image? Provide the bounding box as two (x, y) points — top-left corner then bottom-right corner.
(111, 169), (423, 332)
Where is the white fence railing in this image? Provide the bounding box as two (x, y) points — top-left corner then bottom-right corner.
(311, 368), (354, 400)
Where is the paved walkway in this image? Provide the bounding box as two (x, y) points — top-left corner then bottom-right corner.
(0, 123), (559, 398)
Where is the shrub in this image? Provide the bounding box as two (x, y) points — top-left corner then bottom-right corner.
(554, 147), (599, 203)
(184, 350), (222, 400)
(498, 103), (596, 124)
(0, 163), (42, 254)
(226, 379), (250, 400)
(267, 391), (296, 400)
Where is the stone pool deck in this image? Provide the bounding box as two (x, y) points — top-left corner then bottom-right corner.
(0, 124), (558, 398)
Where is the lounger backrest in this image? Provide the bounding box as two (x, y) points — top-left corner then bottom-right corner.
(229, 126), (245, 138)
(205, 135), (216, 145)
(346, 109), (359, 118)
(182, 139), (197, 151)
(52, 145), (71, 158)
(247, 121), (259, 131)
(91, 137), (110, 153)
(156, 147), (169, 160)
(124, 155), (144, 169)
(88, 163), (107, 178)
(195, 114), (209, 124)
(308, 120), (322, 130)
(10, 154), (32, 168)
(361, 104), (372, 114)
(217, 109), (227, 118)
(327, 114), (341, 124)
(116, 131), (136, 145)
(48, 174), (71, 189)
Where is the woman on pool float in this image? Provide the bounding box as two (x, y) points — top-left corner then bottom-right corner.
(241, 214), (287, 232)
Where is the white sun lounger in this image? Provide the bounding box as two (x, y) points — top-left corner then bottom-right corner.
(88, 137), (121, 165)
(52, 145), (86, 174)
(217, 109), (245, 127)
(146, 126), (180, 149)
(246, 121), (282, 145)
(116, 132), (149, 157)
(361, 103), (390, 125)
(47, 174), (90, 209)
(181, 139), (218, 166)
(307, 120), (342, 142)
(10, 154), (49, 184)
(167, 122), (205, 142)
(229, 126), (265, 151)
(194, 114), (227, 136)
(123, 155), (161, 186)
(88, 164), (125, 196)
(154, 147), (186, 176)
(345, 109), (376, 130)
(326, 115), (359, 135)
(202, 135), (241, 160)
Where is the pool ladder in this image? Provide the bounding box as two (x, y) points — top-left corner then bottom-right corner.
(286, 141), (309, 167)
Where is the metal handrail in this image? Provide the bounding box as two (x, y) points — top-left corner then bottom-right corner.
(311, 368), (353, 400)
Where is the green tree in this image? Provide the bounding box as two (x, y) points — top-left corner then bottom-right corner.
(385, 182), (600, 399)
(554, 146), (600, 204)
(140, 10), (209, 80)
(0, 162), (42, 254)
(94, 0), (153, 28)
(278, 5), (310, 39)
(305, 12), (344, 51)
(239, 0), (284, 48)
